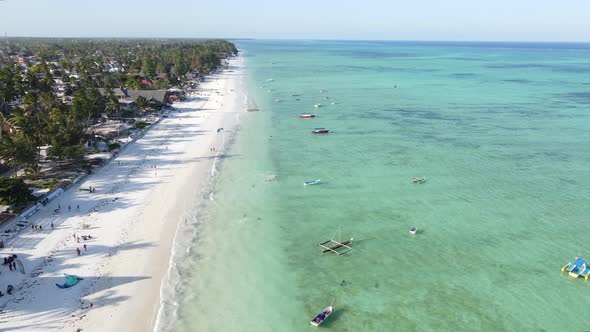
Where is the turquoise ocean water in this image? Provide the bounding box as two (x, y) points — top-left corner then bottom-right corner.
(174, 41), (590, 331)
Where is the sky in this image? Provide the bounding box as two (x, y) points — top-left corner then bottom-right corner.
(0, 0), (589, 42)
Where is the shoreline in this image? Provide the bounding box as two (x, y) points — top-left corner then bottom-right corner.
(0, 56), (246, 331)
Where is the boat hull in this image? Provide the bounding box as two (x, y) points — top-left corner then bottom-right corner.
(310, 306), (333, 326)
(299, 114), (316, 118)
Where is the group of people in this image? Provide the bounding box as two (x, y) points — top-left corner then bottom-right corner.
(75, 244), (87, 256)
(3, 254), (19, 272)
(88, 186), (97, 193)
(31, 224), (43, 231)
(76, 234), (92, 242)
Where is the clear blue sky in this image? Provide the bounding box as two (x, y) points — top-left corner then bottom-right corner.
(0, 0), (589, 42)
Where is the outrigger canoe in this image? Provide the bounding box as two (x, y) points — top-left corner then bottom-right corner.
(310, 306), (333, 327)
(319, 238), (353, 254)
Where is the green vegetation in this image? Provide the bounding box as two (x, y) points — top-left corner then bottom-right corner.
(108, 142), (121, 151)
(0, 38), (237, 180)
(26, 178), (59, 191)
(132, 121), (151, 130)
(0, 176), (33, 206)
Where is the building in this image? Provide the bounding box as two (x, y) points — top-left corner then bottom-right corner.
(99, 88), (168, 109)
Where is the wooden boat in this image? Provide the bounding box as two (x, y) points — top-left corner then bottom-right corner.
(304, 179), (321, 186)
(319, 238), (353, 254)
(318, 226), (353, 255)
(410, 227), (417, 235)
(562, 257), (590, 280)
(412, 177), (426, 184)
(310, 306), (333, 327)
(299, 113), (316, 118)
(312, 128), (329, 134)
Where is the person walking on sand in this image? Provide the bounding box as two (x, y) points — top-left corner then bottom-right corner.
(68, 205), (71, 212)
(84, 244), (87, 252)
(51, 222), (54, 230)
(76, 248), (81, 256)
(76, 204), (80, 212)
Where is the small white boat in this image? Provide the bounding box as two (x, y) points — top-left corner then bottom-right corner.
(314, 104), (322, 108)
(310, 306), (333, 327)
(412, 177), (426, 184)
(274, 98), (282, 102)
(410, 227), (417, 235)
(304, 179), (321, 186)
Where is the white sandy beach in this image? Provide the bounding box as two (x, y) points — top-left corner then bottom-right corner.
(0, 57), (245, 332)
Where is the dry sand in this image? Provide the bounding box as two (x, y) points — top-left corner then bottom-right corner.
(0, 57), (245, 332)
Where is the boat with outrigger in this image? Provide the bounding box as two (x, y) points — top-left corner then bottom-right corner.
(562, 257), (590, 280)
(310, 306), (333, 327)
(318, 226), (353, 255)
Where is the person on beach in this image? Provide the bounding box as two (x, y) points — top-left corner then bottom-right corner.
(68, 205), (71, 212)
(39, 225), (42, 231)
(76, 204), (80, 212)
(58, 203), (61, 210)
(51, 222), (54, 229)
(84, 244), (87, 252)
(76, 248), (81, 256)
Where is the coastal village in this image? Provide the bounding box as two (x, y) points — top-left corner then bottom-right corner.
(0, 39), (237, 224)
(0, 39), (239, 324)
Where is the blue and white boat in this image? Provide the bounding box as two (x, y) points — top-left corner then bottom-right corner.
(310, 306), (333, 326)
(562, 257), (590, 280)
(304, 179), (321, 186)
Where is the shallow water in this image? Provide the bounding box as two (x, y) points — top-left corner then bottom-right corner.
(173, 41), (590, 331)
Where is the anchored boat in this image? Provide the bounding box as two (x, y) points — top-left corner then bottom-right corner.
(310, 306), (333, 327)
(312, 128), (329, 134)
(562, 257), (590, 280)
(412, 177), (426, 184)
(304, 179), (321, 186)
(299, 113), (316, 118)
(318, 226), (353, 255)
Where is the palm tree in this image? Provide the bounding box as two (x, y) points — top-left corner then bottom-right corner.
(135, 96), (148, 110)
(105, 96), (120, 119)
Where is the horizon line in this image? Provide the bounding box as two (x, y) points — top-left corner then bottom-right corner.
(1, 35), (590, 44)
